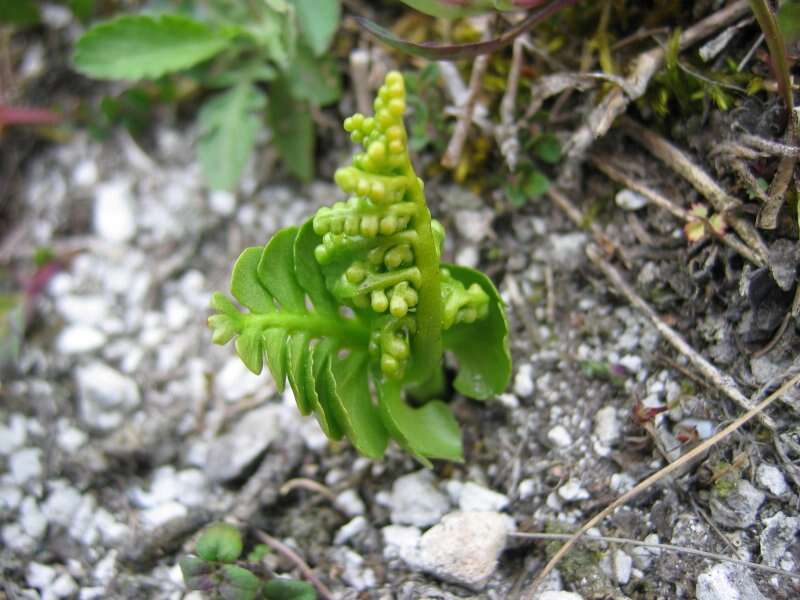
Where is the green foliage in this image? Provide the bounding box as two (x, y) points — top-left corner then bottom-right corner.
(72, 0), (342, 190)
(0, 0), (40, 26)
(181, 522), (316, 600)
(399, 0), (549, 19)
(505, 133), (561, 206)
(196, 522), (243, 563)
(210, 72), (511, 463)
(778, 1), (800, 43)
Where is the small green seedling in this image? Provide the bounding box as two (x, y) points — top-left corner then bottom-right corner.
(181, 522), (315, 600)
(209, 72), (511, 464)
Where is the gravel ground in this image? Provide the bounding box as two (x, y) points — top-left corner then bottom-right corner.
(2, 26), (800, 600)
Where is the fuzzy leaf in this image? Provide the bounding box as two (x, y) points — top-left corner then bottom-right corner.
(292, 0), (340, 55)
(196, 523), (243, 563)
(263, 578), (317, 600)
(198, 83), (266, 191)
(268, 81), (314, 181)
(534, 134), (561, 164)
(443, 265), (511, 400)
(288, 45), (341, 107)
(73, 14), (233, 80)
(377, 379), (463, 464)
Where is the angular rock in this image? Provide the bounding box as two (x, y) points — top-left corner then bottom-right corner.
(56, 325), (107, 355)
(755, 464), (788, 496)
(388, 470), (450, 527)
(709, 480), (765, 529)
(447, 481), (510, 513)
(695, 563), (768, 600)
(204, 405), (283, 482)
(759, 511), (800, 568)
(75, 362), (141, 431)
(93, 179), (137, 243)
(9, 448), (43, 485)
(594, 406), (621, 446)
(415, 511), (509, 591)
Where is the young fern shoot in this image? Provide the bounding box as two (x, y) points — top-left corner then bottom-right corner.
(209, 72), (511, 463)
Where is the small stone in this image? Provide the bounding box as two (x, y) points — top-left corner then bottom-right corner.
(205, 405), (283, 482)
(335, 548), (377, 591)
(449, 481), (510, 513)
(56, 324), (107, 355)
(760, 511), (800, 568)
(0, 483), (23, 513)
(537, 592), (585, 600)
(139, 501), (187, 530)
(454, 209), (494, 242)
(10, 448), (43, 485)
(20, 497), (47, 540)
(547, 425), (573, 448)
(50, 574), (79, 598)
(600, 549), (632, 584)
(756, 464), (788, 496)
(55, 295), (110, 327)
(415, 511), (509, 591)
(334, 489), (366, 517)
(215, 357), (273, 403)
(388, 470), (450, 527)
(27, 562), (56, 589)
(615, 189), (648, 211)
(513, 363), (535, 397)
(93, 180), (137, 243)
(455, 245), (480, 269)
(163, 297), (192, 330)
(73, 159), (99, 188)
(0, 414), (28, 454)
(618, 354), (642, 373)
(334, 516), (368, 545)
(43, 484), (83, 527)
(3, 522), (35, 553)
(57, 424), (88, 453)
(710, 479), (765, 529)
(76, 362), (141, 431)
(535, 233), (588, 272)
(131, 466), (208, 508)
(382, 525), (422, 562)
(518, 479), (537, 500)
(594, 406), (620, 446)
(208, 190), (237, 216)
(695, 563), (768, 600)
(558, 479), (589, 502)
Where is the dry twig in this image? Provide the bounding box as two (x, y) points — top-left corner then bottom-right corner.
(619, 117), (769, 264)
(559, 0), (751, 182)
(510, 531), (800, 580)
(441, 54), (490, 169)
(519, 369), (800, 597)
(254, 530), (336, 600)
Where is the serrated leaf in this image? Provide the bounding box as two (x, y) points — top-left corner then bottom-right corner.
(287, 331), (312, 414)
(268, 81), (314, 181)
(443, 265), (511, 400)
(294, 221), (338, 316)
(263, 328), (288, 392)
(198, 83), (266, 191)
(288, 44), (341, 107)
(196, 522), (243, 563)
(236, 328), (264, 374)
(263, 578), (317, 600)
(258, 228), (307, 311)
(292, 0), (340, 56)
(73, 14), (233, 80)
(305, 341), (344, 439)
(231, 247), (276, 313)
(329, 352), (388, 458)
(377, 379), (462, 464)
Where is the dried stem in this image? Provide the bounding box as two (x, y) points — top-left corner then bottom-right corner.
(441, 54), (490, 169)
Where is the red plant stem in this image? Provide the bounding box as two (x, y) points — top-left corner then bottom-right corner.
(0, 106), (62, 127)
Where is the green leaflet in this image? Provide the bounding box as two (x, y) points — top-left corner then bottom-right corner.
(778, 1), (800, 43)
(292, 0), (341, 56)
(198, 83), (266, 191)
(262, 579), (317, 600)
(72, 14), (234, 80)
(267, 80), (314, 181)
(443, 264), (511, 400)
(211, 72), (512, 462)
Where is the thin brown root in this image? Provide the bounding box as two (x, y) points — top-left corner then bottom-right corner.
(254, 529), (336, 600)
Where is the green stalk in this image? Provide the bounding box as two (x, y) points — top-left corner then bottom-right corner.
(406, 175), (443, 385)
(249, 313), (370, 346)
(748, 0), (795, 122)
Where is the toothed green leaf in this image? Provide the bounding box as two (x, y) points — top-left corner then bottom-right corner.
(196, 522), (242, 563)
(73, 14), (233, 80)
(443, 265), (511, 400)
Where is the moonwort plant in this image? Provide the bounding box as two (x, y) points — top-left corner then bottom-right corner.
(209, 72), (511, 464)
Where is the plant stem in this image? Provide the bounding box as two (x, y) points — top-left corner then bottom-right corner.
(748, 0), (795, 121)
(248, 313), (369, 346)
